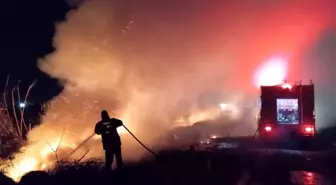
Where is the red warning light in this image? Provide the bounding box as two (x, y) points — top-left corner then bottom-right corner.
(302, 125), (315, 135)
(264, 126), (272, 132)
(304, 126), (314, 133)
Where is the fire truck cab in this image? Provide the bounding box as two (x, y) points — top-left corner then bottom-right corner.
(258, 81), (315, 141)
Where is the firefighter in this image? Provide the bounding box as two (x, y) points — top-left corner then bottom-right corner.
(94, 110), (123, 171)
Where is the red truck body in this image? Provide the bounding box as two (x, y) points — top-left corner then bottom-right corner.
(258, 81), (315, 139)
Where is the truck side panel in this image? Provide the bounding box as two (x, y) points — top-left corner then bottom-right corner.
(300, 85), (315, 126)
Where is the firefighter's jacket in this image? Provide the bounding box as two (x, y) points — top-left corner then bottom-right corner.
(94, 118), (123, 150)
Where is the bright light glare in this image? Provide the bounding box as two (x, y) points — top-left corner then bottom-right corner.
(219, 103), (227, 110)
(282, 83), (292, 89)
(305, 127), (313, 132)
(307, 172), (313, 177)
(265, 126), (272, 131)
(19, 103), (26, 108)
(254, 57), (288, 87)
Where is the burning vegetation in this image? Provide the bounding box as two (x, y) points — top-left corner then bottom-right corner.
(4, 90), (257, 181)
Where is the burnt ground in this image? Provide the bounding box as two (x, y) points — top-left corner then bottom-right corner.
(2, 149), (336, 185)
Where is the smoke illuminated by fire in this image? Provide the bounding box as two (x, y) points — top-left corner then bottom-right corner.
(254, 57), (288, 87)
(5, 0), (335, 181)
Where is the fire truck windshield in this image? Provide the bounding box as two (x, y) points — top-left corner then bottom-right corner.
(276, 99), (299, 124)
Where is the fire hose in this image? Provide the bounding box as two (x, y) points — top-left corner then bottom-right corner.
(122, 125), (158, 156)
(66, 124), (157, 159)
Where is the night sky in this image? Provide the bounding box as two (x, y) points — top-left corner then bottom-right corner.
(1, 0), (69, 110)
(0, 0), (70, 123)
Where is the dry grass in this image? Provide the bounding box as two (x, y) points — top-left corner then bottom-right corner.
(0, 76), (37, 159)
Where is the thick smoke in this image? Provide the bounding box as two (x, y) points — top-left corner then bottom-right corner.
(34, 0), (336, 159)
(36, 0), (251, 161)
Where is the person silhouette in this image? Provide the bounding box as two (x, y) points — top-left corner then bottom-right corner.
(94, 110), (123, 170)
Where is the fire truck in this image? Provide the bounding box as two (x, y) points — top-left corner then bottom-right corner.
(258, 81), (316, 141)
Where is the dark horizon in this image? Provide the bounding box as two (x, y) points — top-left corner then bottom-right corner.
(1, 0), (69, 96)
